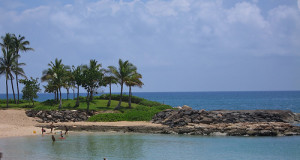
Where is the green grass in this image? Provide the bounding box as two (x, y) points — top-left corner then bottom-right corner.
(0, 95), (174, 122)
(0, 98), (138, 111)
(88, 105), (173, 122)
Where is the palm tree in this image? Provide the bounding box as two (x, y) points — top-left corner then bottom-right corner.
(0, 48), (24, 107)
(42, 58), (70, 109)
(109, 59), (137, 110)
(72, 65), (87, 107)
(103, 67), (118, 107)
(125, 72), (143, 108)
(82, 60), (103, 112)
(12, 34), (34, 104)
(0, 33), (16, 103)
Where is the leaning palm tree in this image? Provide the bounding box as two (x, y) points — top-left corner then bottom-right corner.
(0, 48), (23, 107)
(125, 72), (143, 108)
(109, 59), (137, 110)
(103, 67), (118, 107)
(42, 58), (70, 109)
(12, 34), (34, 103)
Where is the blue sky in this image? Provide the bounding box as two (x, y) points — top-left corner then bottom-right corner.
(0, 0), (299, 93)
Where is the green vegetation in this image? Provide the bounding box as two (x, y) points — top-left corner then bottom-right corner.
(0, 33), (33, 105)
(0, 33), (165, 122)
(19, 77), (41, 105)
(98, 94), (162, 107)
(0, 97), (172, 122)
(88, 105), (172, 122)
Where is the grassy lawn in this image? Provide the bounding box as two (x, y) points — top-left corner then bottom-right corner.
(0, 99), (138, 111)
(0, 95), (173, 122)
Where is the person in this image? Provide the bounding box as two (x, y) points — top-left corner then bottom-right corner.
(51, 135), (56, 142)
(50, 122), (54, 133)
(41, 127), (46, 135)
(65, 125), (69, 135)
(60, 131), (64, 138)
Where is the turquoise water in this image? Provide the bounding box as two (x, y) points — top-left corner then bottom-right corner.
(1, 91), (300, 112)
(0, 133), (300, 160)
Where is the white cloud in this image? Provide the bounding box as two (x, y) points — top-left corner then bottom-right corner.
(226, 2), (268, 28)
(0, 0), (300, 92)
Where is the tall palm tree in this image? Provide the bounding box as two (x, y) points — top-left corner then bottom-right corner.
(125, 72), (143, 108)
(109, 59), (137, 110)
(82, 59), (103, 112)
(103, 67), (118, 107)
(12, 34), (34, 104)
(0, 33), (14, 54)
(42, 58), (70, 109)
(72, 65), (87, 107)
(0, 33), (16, 103)
(0, 48), (24, 107)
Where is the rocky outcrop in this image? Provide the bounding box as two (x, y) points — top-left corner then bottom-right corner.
(150, 107), (300, 136)
(26, 110), (94, 123)
(152, 109), (299, 127)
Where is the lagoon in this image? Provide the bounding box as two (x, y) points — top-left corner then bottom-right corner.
(1, 133), (300, 160)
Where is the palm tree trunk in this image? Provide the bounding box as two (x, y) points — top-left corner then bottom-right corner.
(107, 82), (111, 107)
(72, 88), (75, 100)
(59, 87), (62, 109)
(56, 89), (59, 102)
(76, 85), (80, 106)
(54, 91), (56, 100)
(86, 91), (90, 112)
(128, 86), (132, 109)
(16, 74), (20, 104)
(6, 77), (9, 108)
(10, 76), (16, 104)
(67, 88), (69, 100)
(90, 90), (94, 101)
(115, 81), (123, 110)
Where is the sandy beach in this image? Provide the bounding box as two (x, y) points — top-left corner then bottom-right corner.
(0, 109), (163, 138)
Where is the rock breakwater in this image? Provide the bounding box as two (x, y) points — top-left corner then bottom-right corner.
(151, 107), (300, 136)
(26, 110), (94, 123)
(152, 107), (299, 127)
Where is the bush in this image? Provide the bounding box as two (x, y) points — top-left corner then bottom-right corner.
(88, 105), (173, 122)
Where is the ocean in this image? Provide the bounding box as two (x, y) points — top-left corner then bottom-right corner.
(1, 91), (300, 112)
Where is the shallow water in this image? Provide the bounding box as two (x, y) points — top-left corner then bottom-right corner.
(0, 133), (300, 160)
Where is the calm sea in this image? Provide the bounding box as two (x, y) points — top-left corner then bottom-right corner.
(0, 133), (299, 160)
(1, 91), (300, 112)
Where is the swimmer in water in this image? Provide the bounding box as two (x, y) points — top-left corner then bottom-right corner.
(52, 135), (56, 142)
(60, 131), (64, 138)
(65, 125), (69, 135)
(50, 122), (54, 133)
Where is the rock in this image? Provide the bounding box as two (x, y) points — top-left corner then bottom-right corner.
(182, 105), (192, 110)
(199, 117), (213, 124)
(26, 110), (93, 123)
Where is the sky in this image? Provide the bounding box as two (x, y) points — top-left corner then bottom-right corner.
(0, 0), (299, 93)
